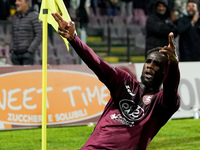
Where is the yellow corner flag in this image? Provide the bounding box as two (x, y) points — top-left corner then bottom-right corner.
(39, 0), (72, 50)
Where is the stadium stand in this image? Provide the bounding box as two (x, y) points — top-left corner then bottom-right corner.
(0, 4), (147, 65)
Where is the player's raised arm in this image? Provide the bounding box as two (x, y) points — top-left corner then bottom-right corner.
(51, 12), (123, 91)
(159, 32), (178, 63)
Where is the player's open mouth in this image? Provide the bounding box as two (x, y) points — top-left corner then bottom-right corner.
(145, 72), (153, 79)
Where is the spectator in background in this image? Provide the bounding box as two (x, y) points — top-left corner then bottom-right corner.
(145, 0), (178, 58)
(177, 0), (200, 61)
(76, 0), (90, 45)
(10, 0), (42, 65)
(0, 0), (11, 20)
(106, 0), (120, 22)
(120, 0), (133, 17)
(98, 0), (107, 16)
(76, 0), (90, 30)
(0, 0), (11, 35)
(91, 0), (98, 16)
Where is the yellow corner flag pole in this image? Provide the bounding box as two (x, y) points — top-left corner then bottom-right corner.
(39, 0), (75, 149)
(41, 0), (48, 150)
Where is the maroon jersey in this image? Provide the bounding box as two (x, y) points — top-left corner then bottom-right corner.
(69, 35), (180, 150)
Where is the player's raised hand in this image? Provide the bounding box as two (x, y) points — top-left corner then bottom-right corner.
(51, 12), (75, 41)
(159, 32), (178, 63)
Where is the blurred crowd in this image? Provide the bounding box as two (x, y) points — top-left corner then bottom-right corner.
(0, 0), (200, 65)
(1, 0), (198, 27)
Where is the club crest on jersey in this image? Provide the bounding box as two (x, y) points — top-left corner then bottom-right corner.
(143, 95), (154, 105)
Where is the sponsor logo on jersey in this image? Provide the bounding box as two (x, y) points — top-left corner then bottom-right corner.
(119, 99), (144, 122)
(110, 113), (135, 127)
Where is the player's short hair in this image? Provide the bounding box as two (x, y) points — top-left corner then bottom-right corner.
(147, 47), (163, 56)
(146, 47), (168, 59)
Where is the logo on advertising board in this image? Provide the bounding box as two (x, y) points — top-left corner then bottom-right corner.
(0, 70), (110, 129)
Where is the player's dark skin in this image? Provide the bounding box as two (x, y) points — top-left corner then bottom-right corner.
(51, 12), (178, 93)
(140, 51), (168, 92)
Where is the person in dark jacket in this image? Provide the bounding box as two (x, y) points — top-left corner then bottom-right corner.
(145, 0), (178, 58)
(10, 0), (42, 65)
(177, 0), (200, 61)
(76, 0), (89, 29)
(52, 12), (180, 150)
(0, 0), (10, 20)
(106, 0), (120, 19)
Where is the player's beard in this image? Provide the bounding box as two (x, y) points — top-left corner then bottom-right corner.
(140, 74), (164, 91)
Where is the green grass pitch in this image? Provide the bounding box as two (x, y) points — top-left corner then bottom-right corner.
(0, 118), (200, 150)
